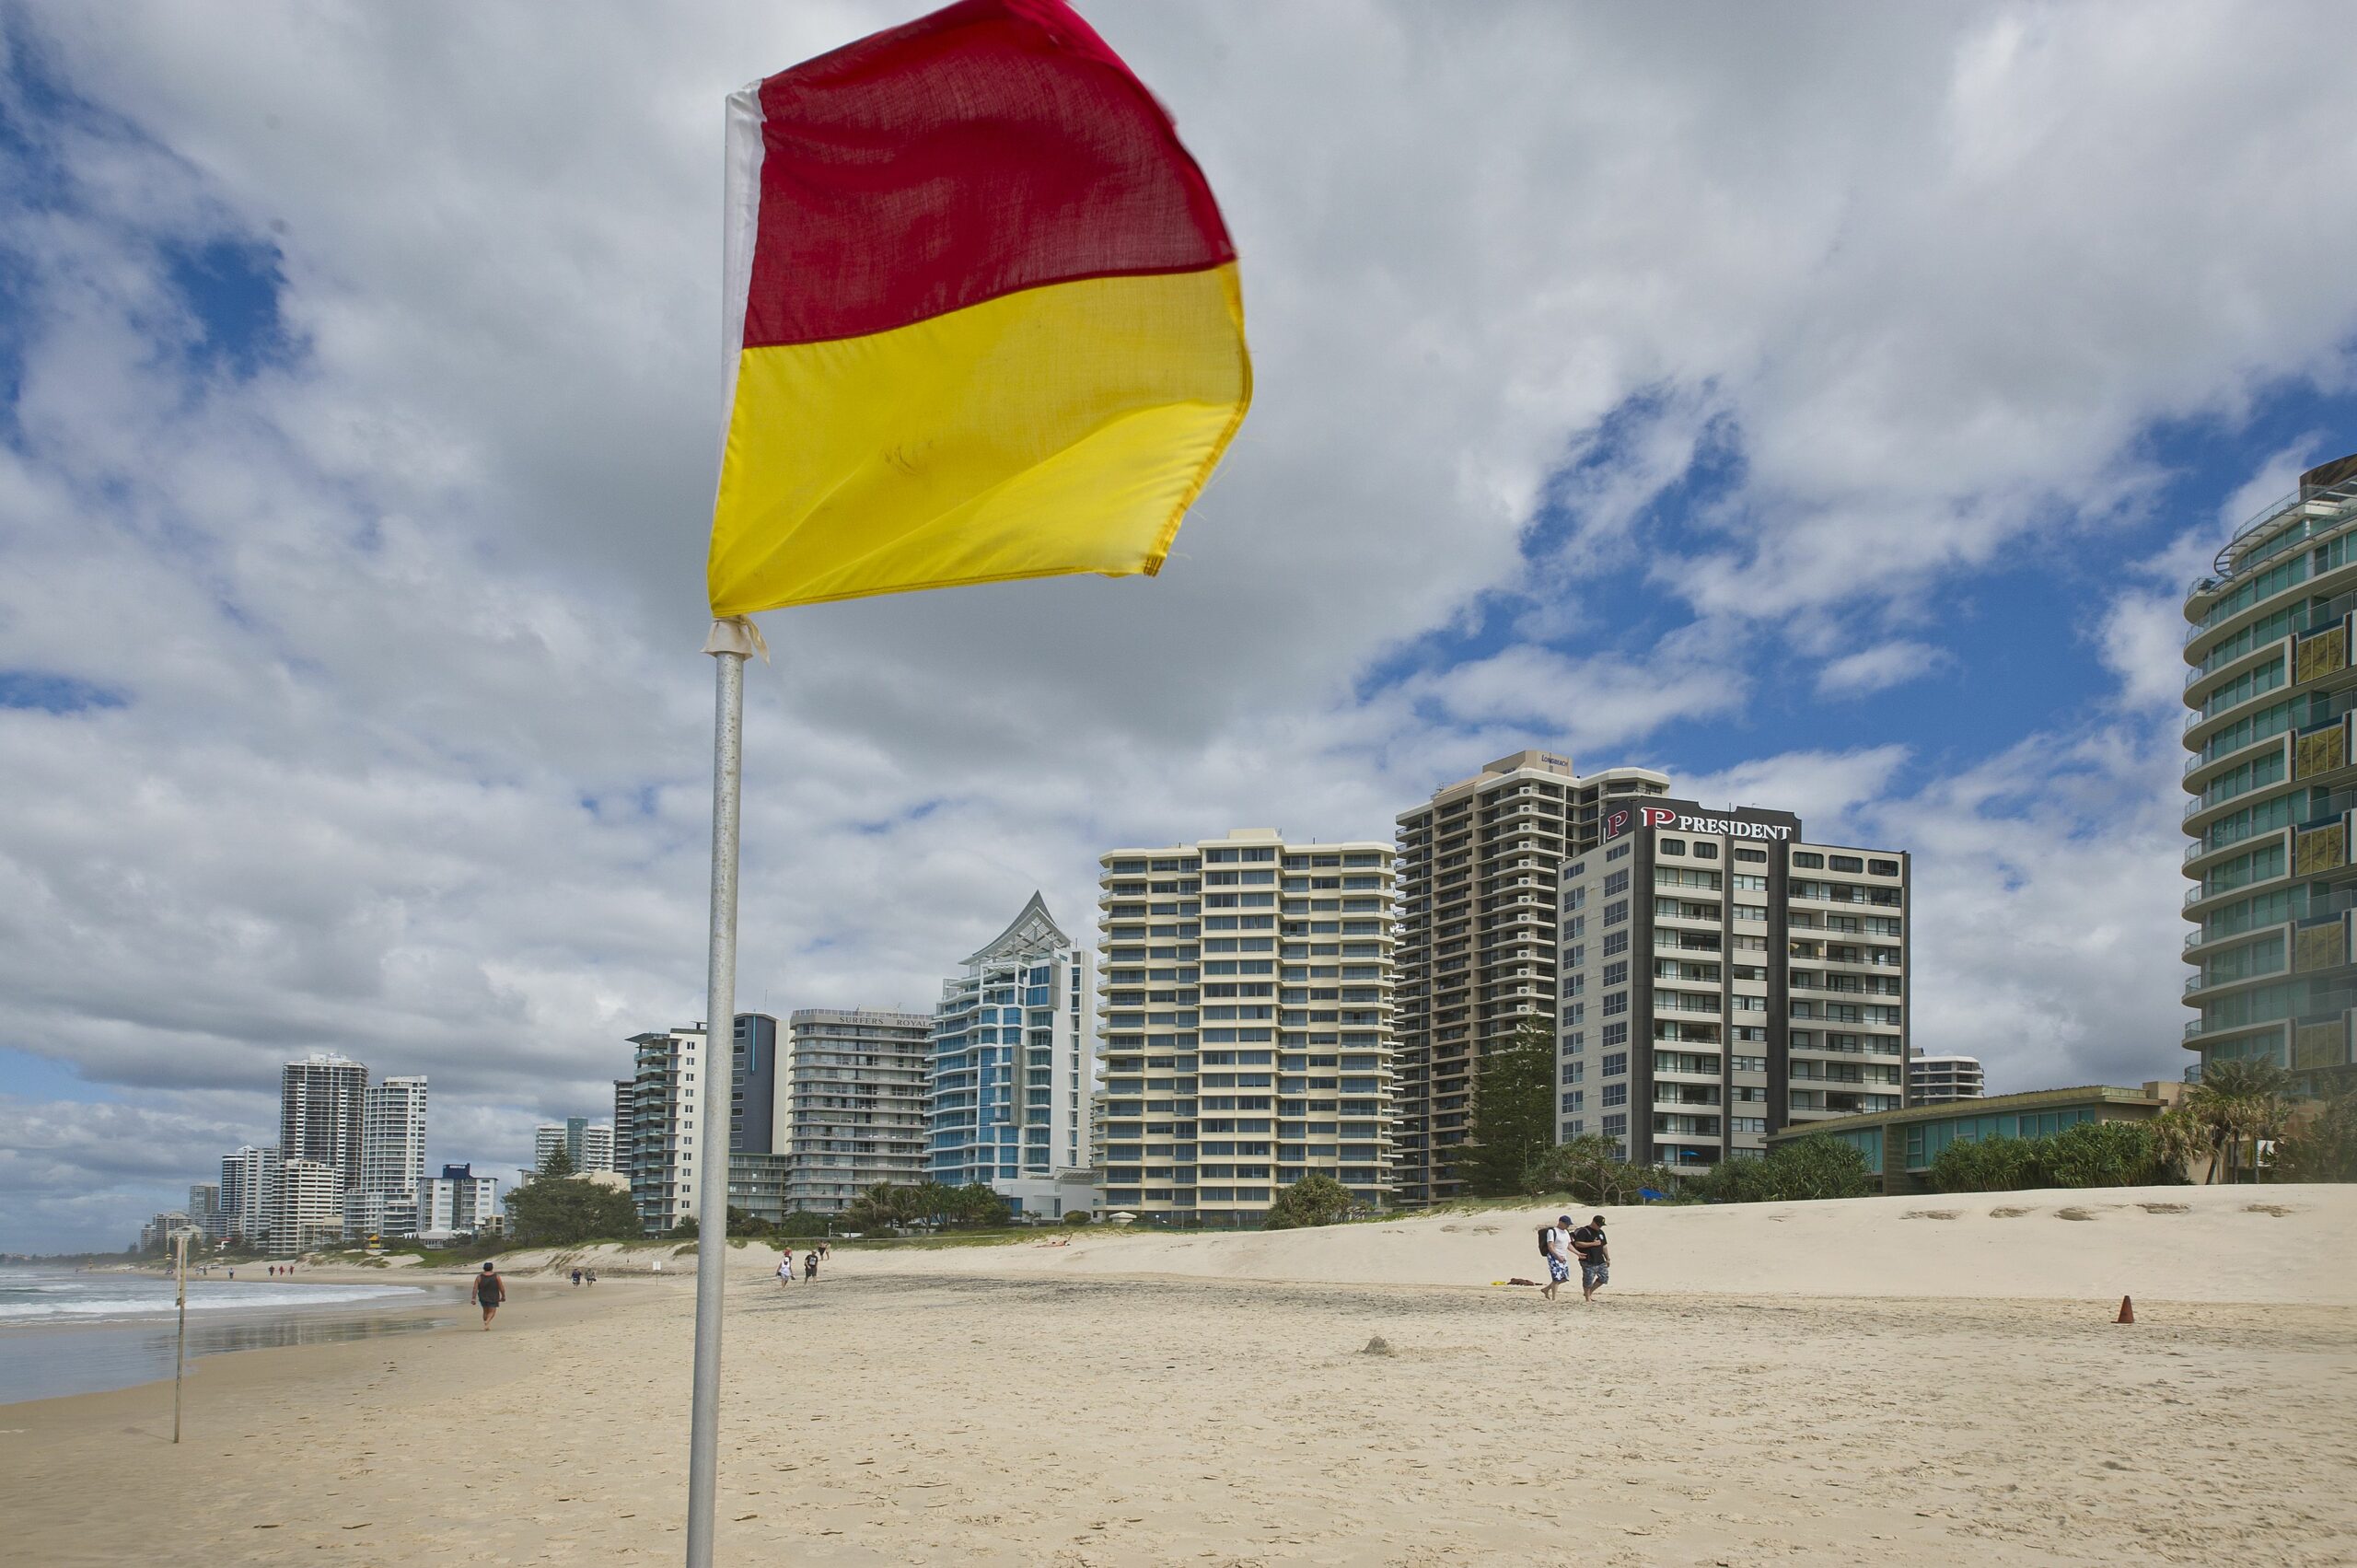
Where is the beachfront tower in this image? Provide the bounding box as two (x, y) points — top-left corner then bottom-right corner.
(929, 892), (1099, 1218)
(1907, 1052), (1985, 1104)
(2182, 451), (2357, 1097)
(1558, 799), (1910, 1169)
(1094, 828), (1399, 1226)
(347, 1074), (428, 1241)
(1391, 752), (1670, 1204)
(278, 1052), (369, 1191)
(777, 1009), (933, 1214)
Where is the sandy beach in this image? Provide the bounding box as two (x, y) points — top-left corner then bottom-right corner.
(5, 1184), (2352, 1566)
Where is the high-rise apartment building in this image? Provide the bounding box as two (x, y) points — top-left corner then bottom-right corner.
(1095, 828), (1398, 1225)
(187, 1182), (223, 1243)
(1908, 1052), (1985, 1103)
(279, 1053), (369, 1191)
(929, 892), (1098, 1216)
(621, 1024), (709, 1234)
(611, 1077), (637, 1180)
(533, 1117), (618, 1175)
(1392, 752), (1670, 1203)
(347, 1074), (428, 1240)
(2182, 451), (2357, 1097)
(619, 1014), (788, 1232)
(273, 1156), (347, 1251)
(1558, 799), (1909, 1167)
(777, 1009), (932, 1214)
(219, 1144), (277, 1247)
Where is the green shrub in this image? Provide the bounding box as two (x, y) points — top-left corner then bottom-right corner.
(1927, 1135), (2047, 1193)
(1690, 1136), (1874, 1203)
(1062, 1210), (1092, 1226)
(2042, 1120), (2161, 1189)
(1261, 1173), (1354, 1230)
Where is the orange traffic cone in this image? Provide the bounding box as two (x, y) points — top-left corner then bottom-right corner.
(2115, 1295), (2134, 1324)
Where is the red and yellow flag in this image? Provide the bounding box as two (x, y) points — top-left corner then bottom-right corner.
(707, 0), (1251, 616)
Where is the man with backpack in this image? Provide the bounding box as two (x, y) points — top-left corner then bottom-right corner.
(1535, 1214), (1574, 1302)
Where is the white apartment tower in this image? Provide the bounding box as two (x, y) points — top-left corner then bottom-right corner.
(929, 892), (1098, 1216)
(1557, 799), (1910, 1168)
(779, 1009), (933, 1214)
(219, 1144), (277, 1247)
(273, 1156), (346, 1251)
(535, 1117), (618, 1175)
(279, 1053), (369, 1191)
(621, 1024), (709, 1234)
(1095, 828), (1398, 1225)
(1392, 752), (1670, 1203)
(347, 1074), (428, 1240)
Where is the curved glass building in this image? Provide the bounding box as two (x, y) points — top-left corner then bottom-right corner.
(2182, 451), (2357, 1094)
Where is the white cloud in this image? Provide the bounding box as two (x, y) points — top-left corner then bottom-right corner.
(1815, 642), (1947, 699)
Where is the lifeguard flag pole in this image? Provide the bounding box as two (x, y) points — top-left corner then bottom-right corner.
(685, 3), (1249, 1562)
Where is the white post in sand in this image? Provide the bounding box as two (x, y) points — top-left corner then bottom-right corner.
(684, 618), (755, 1568)
(172, 1230), (188, 1444)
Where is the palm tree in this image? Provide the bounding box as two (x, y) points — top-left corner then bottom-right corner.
(2190, 1059), (2293, 1184)
(2149, 1105), (2210, 1184)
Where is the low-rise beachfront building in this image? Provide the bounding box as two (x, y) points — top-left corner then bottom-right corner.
(1094, 828), (1398, 1225)
(1557, 800), (1910, 1169)
(1908, 1052), (1985, 1103)
(929, 892), (1098, 1217)
(1760, 1083), (2187, 1194)
(417, 1163), (501, 1239)
(777, 1008), (933, 1214)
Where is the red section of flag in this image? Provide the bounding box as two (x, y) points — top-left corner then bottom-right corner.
(743, 0), (1236, 348)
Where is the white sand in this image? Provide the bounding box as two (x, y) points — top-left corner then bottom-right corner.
(6, 1184), (2351, 1566)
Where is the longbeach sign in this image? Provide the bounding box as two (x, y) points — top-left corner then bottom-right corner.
(1605, 803), (1797, 842)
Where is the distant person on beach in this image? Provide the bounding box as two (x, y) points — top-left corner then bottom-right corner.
(1570, 1214), (1609, 1302)
(818, 1242), (830, 1261)
(586, 1269), (597, 1286)
(803, 1250), (819, 1283)
(475, 1261), (506, 1329)
(1538, 1214), (1573, 1302)
(570, 1268), (582, 1288)
(777, 1257), (794, 1288)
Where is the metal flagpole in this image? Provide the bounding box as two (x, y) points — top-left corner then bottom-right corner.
(686, 617), (757, 1568)
(172, 1231), (188, 1444)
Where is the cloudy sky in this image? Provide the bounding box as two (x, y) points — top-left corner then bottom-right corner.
(6, 1), (2357, 1251)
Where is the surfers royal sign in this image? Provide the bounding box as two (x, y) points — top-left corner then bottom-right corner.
(1604, 801), (1798, 842)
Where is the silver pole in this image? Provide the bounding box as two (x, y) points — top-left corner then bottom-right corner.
(173, 1231), (188, 1444)
(685, 631), (749, 1568)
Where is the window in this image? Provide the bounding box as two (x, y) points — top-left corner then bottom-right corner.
(1564, 861), (1585, 879)
(1601, 1052), (1629, 1075)
(1735, 847), (1767, 864)
(1732, 1055), (1766, 1073)
(1606, 842), (1630, 861)
(1733, 904), (1767, 922)
(1830, 854), (1864, 873)
(1601, 1021), (1627, 1048)
(1602, 991), (1627, 1016)
(1660, 838), (1687, 855)
(1602, 960), (1628, 987)
(1563, 888), (1586, 912)
(1731, 873), (1768, 891)
(1602, 929), (1628, 958)
(1561, 1060), (1585, 1083)
(1562, 972), (1585, 997)
(1731, 1116), (1767, 1134)
(1605, 900), (1629, 926)
(1565, 914), (1585, 938)
(1601, 1113), (1628, 1137)
(1603, 869), (1630, 897)
(1561, 1003), (1585, 1026)
(1692, 842), (1719, 860)
(1565, 944), (1585, 968)
(1560, 1091), (1585, 1112)
(1600, 1083), (1627, 1108)
(1868, 858), (1899, 877)
(1794, 852), (1824, 869)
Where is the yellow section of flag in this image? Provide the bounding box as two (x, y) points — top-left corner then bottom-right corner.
(708, 266), (1248, 615)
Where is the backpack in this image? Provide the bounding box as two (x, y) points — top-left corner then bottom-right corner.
(1536, 1225), (1555, 1259)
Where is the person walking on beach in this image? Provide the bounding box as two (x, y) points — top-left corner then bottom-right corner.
(1570, 1214), (1610, 1302)
(803, 1249), (819, 1283)
(585, 1269), (597, 1286)
(474, 1261), (506, 1329)
(1537, 1214), (1573, 1302)
(570, 1268), (582, 1288)
(776, 1256), (794, 1288)
(818, 1241), (830, 1262)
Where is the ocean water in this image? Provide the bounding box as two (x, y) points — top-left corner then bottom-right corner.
(0, 1266), (445, 1404)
